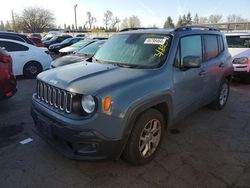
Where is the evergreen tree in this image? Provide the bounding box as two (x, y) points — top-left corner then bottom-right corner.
(193, 14), (199, 24)
(163, 16), (175, 28)
(176, 16), (183, 27)
(186, 12), (192, 25)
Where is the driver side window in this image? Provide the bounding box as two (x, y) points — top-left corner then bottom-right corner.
(174, 35), (202, 68)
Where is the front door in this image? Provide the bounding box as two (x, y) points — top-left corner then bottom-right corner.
(173, 35), (205, 117)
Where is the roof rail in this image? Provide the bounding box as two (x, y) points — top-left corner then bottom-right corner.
(119, 27), (158, 32)
(175, 25), (220, 32)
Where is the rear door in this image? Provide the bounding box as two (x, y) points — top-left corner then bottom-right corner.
(201, 34), (223, 100)
(0, 41), (29, 75)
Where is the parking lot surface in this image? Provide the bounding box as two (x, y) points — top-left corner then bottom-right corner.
(0, 78), (250, 188)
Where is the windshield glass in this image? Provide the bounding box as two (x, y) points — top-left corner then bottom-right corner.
(72, 40), (92, 47)
(94, 33), (171, 68)
(76, 41), (105, 56)
(61, 38), (72, 44)
(227, 35), (250, 48)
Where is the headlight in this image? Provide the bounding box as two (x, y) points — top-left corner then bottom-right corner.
(81, 95), (96, 113)
(233, 57), (249, 64)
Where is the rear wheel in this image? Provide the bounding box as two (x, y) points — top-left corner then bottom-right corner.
(23, 61), (42, 79)
(208, 78), (229, 110)
(122, 109), (165, 165)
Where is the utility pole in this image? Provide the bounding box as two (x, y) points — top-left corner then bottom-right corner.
(74, 4), (78, 30)
(11, 10), (15, 32)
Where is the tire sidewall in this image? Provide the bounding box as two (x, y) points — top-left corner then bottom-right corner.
(126, 109), (165, 165)
(217, 78), (230, 109)
(23, 62), (42, 79)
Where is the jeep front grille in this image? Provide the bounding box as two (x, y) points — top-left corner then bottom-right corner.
(36, 80), (74, 113)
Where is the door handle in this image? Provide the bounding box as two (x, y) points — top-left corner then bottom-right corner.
(219, 62), (225, 68)
(199, 70), (207, 77)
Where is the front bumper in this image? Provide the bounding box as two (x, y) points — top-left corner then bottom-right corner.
(31, 99), (126, 160)
(233, 64), (250, 73)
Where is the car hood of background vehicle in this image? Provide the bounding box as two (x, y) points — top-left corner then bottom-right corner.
(59, 46), (77, 53)
(51, 55), (87, 67)
(49, 43), (62, 48)
(38, 61), (154, 95)
(228, 48), (250, 58)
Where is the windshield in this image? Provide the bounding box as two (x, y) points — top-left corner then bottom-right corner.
(72, 40), (92, 48)
(226, 35), (250, 48)
(61, 38), (72, 44)
(94, 33), (171, 68)
(49, 36), (58, 42)
(76, 41), (105, 56)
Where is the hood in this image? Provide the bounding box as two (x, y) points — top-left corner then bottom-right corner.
(51, 55), (87, 68)
(49, 43), (62, 48)
(38, 62), (153, 95)
(228, 48), (250, 58)
(59, 46), (77, 53)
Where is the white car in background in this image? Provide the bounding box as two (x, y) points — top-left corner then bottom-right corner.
(225, 32), (250, 84)
(0, 39), (52, 78)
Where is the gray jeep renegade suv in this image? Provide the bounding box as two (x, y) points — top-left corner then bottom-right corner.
(31, 26), (233, 165)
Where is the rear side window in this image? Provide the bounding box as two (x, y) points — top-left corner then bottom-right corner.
(203, 35), (219, 61)
(180, 35), (202, 64)
(218, 35), (224, 53)
(0, 34), (25, 43)
(0, 41), (29, 52)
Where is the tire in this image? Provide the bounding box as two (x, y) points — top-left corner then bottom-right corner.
(122, 109), (165, 165)
(23, 61), (42, 79)
(208, 78), (230, 110)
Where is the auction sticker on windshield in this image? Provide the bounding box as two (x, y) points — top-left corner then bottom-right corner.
(144, 38), (168, 45)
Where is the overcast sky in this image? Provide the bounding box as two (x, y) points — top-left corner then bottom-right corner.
(1, 0), (250, 27)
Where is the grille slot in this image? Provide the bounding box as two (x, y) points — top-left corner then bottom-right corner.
(36, 80), (74, 113)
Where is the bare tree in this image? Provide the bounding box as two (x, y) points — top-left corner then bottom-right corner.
(128, 15), (141, 28)
(163, 16), (175, 28)
(121, 18), (129, 29)
(121, 16), (140, 29)
(15, 7), (55, 32)
(111, 17), (120, 30)
(198, 16), (208, 24)
(5, 21), (12, 31)
(227, 14), (248, 23)
(86, 11), (96, 29)
(208, 15), (223, 23)
(0, 21), (5, 31)
(103, 10), (113, 31)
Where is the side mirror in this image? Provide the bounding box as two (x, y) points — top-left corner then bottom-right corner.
(182, 56), (201, 69)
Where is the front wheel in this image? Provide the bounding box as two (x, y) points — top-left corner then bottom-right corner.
(122, 109), (165, 165)
(208, 78), (230, 110)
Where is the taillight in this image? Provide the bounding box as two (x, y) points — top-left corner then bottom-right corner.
(0, 54), (12, 64)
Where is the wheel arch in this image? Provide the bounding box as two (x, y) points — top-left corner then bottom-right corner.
(117, 94), (174, 158)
